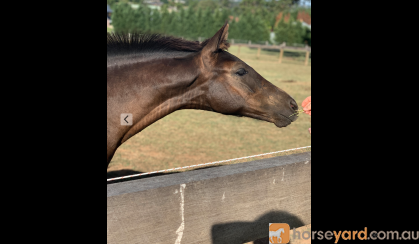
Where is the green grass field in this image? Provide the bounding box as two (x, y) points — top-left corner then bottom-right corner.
(107, 46), (311, 174)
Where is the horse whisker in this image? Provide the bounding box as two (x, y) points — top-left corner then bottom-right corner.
(289, 109), (305, 117)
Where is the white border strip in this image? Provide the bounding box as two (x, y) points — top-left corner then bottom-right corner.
(107, 145), (311, 182)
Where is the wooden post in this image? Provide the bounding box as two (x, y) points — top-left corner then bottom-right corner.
(278, 48), (284, 63)
(231, 39), (235, 44)
(237, 45), (241, 56)
(304, 51), (310, 66)
(257, 47), (261, 58)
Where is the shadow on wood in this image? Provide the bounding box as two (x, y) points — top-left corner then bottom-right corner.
(211, 210), (304, 244)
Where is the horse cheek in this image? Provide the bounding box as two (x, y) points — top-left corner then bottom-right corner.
(208, 81), (244, 114)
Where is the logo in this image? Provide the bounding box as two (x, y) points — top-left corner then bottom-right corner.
(269, 223), (290, 243)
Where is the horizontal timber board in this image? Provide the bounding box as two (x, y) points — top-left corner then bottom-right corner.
(231, 44), (311, 52)
(107, 152), (311, 244)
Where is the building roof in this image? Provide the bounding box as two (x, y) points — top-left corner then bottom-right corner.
(275, 11), (311, 26)
(107, 5), (113, 13)
(272, 11), (311, 31)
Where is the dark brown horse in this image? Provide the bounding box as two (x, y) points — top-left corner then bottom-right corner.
(107, 22), (299, 167)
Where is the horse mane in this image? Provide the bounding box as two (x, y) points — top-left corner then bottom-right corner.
(107, 32), (204, 57)
(107, 32), (229, 57)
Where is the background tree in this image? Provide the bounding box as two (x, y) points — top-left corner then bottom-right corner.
(159, 5), (171, 33)
(176, 8), (186, 37)
(235, 0), (299, 34)
(149, 9), (161, 33)
(195, 8), (204, 38)
(196, 0), (219, 11)
(302, 28), (311, 46)
(135, 4), (150, 32)
(274, 16), (288, 44)
(248, 14), (270, 43)
(212, 8), (230, 33)
(112, 3), (138, 33)
(274, 16), (305, 45)
(219, 0), (231, 8)
(228, 17), (239, 40)
(232, 11), (269, 43)
(107, 0), (119, 8)
(233, 11), (252, 40)
(167, 11), (178, 36)
(187, 0), (199, 10)
(200, 8), (214, 38)
(184, 6), (197, 39)
(109, 0), (309, 44)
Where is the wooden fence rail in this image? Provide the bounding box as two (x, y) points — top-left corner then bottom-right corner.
(230, 41), (311, 65)
(107, 152), (311, 244)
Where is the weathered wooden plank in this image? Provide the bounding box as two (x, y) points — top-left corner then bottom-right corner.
(231, 43), (310, 52)
(107, 152), (311, 244)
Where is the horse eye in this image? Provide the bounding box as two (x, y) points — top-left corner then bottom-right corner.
(236, 68), (247, 76)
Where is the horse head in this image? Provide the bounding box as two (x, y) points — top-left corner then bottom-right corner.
(195, 21), (299, 128)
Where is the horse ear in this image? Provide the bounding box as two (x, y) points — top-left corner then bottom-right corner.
(201, 21), (230, 60)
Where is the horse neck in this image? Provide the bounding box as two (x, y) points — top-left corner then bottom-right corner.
(107, 53), (211, 148)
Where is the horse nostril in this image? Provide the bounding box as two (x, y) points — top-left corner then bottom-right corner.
(290, 100), (298, 111)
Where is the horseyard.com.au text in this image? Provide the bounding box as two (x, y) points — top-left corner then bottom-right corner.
(292, 227), (418, 243)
